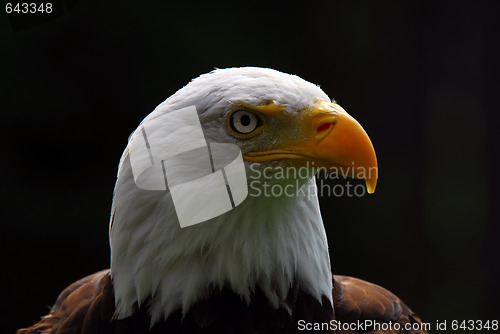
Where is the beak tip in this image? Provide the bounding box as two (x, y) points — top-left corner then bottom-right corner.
(365, 178), (377, 194)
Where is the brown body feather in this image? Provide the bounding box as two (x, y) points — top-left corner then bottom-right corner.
(18, 270), (427, 334)
(333, 276), (427, 333)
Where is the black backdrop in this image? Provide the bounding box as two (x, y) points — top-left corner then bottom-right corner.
(1, 1), (499, 333)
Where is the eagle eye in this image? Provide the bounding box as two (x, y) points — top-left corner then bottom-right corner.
(228, 110), (263, 136)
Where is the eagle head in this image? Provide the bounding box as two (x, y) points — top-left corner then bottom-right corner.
(109, 67), (377, 323)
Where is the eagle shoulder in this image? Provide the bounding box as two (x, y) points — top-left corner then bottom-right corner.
(17, 270), (117, 334)
(18, 270), (334, 334)
(333, 275), (427, 334)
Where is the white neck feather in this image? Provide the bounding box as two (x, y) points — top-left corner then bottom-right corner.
(110, 153), (333, 324)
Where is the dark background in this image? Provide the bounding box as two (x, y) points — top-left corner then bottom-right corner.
(1, 1), (499, 333)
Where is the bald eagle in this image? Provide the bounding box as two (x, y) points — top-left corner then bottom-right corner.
(18, 67), (427, 334)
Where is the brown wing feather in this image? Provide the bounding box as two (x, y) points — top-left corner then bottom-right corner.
(333, 275), (428, 334)
(17, 270), (117, 334)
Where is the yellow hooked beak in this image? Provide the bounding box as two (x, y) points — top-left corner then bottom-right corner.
(243, 101), (378, 193)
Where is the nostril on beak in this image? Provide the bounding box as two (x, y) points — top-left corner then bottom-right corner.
(316, 116), (337, 140)
(317, 123), (332, 133)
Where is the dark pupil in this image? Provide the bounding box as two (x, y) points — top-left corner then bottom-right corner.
(240, 115), (251, 126)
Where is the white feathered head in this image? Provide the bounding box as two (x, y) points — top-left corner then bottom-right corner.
(109, 67), (377, 323)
